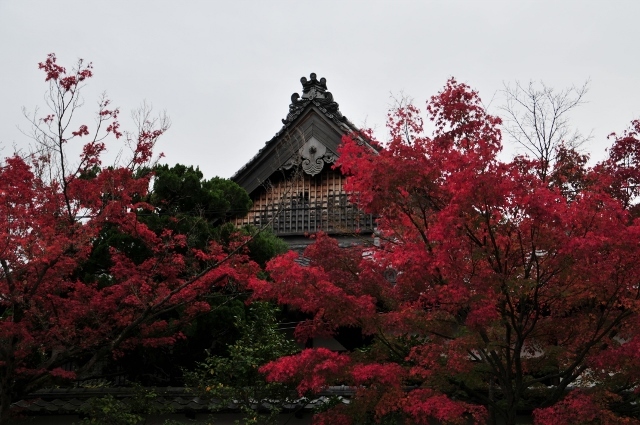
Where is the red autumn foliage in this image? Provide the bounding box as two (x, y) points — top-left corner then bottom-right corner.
(0, 55), (258, 424)
(533, 391), (639, 425)
(260, 348), (351, 395)
(253, 80), (640, 424)
(403, 389), (488, 425)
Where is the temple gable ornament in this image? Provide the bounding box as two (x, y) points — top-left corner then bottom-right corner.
(281, 137), (337, 176)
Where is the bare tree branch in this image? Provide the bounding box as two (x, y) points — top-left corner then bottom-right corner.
(500, 80), (591, 180)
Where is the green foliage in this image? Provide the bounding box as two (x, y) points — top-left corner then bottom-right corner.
(210, 223), (287, 268)
(77, 386), (174, 425)
(138, 164), (250, 251)
(185, 302), (299, 425)
(245, 227), (289, 268)
(152, 164), (251, 222)
(79, 395), (143, 425)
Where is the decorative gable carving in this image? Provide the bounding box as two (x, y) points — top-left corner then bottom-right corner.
(281, 137), (337, 176)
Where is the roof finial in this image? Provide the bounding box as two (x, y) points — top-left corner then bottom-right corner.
(282, 73), (342, 125)
(300, 73), (328, 99)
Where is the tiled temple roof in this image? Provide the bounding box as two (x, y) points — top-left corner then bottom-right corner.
(12, 386), (356, 416)
(12, 387), (208, 415)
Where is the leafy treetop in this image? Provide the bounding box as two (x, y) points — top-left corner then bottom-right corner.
(251, 79), (640, 425)
(0, 54), (262, 425)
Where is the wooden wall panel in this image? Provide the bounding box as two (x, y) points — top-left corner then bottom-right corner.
(235, 169), (374, 236)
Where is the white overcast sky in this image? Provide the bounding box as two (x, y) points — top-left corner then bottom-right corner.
(1, 0), (639, 179)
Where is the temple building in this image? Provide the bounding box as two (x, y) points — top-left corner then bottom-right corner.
(232, 73), (377, 249)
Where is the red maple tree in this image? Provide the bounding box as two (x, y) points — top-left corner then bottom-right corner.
(251, 80), (640, 424)
(0, 55), (259, 424)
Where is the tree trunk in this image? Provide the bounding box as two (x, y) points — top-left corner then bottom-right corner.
(0, 338), (15, 425)
(505, 407), (518, 425)
(0, 378), (13, 425)
(502, 387), (519, 425)
(487, 379), (497, 425)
